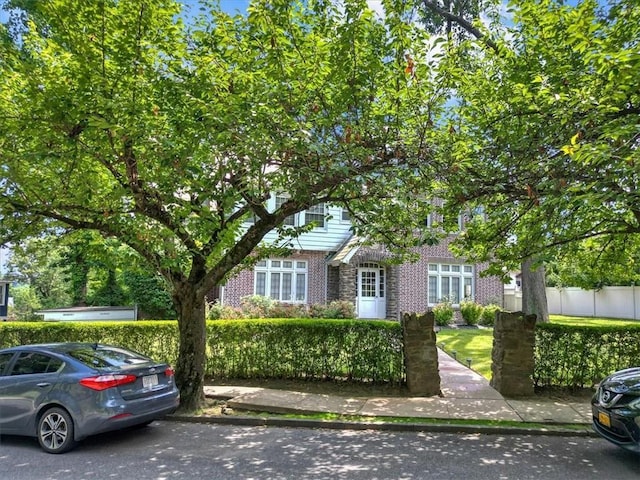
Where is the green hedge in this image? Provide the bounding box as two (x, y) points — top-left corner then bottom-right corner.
(534, 323), (640, 389)
(0, 321), (181, 365)
(206, 319), (404, 382)
(0, 319), (405, 384)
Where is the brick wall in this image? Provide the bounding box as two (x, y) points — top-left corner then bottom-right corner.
(221, 268), (254, 307)
(327, 265), (340, 302)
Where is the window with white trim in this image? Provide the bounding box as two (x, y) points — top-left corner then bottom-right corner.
(275, 195), (295, 226)
(254, 259), (307, 302)
(304, 203), (326, 228)
(0, 283), (4, 306)
(427, 263), (474, 305)
(273, 196), (326, 229)
(424, 212), (462, 231)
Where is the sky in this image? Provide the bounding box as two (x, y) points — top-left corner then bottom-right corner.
(0, 0), (389, 22)
(0, 1), (252, 23)
(195, 0), (249, 15)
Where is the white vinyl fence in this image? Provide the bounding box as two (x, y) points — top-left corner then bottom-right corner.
(546, 286), (640, 320)
(505, 286), (640, 320)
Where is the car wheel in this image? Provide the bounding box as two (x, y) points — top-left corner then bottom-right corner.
(37, 407), (77, 454)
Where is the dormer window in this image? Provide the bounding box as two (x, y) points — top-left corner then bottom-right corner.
(275, 195), (296, 226)
(304, 203), (326, 228)
(273, 195), (325, 229)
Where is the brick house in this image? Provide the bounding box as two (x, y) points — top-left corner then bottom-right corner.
(220, 199), (503, 320)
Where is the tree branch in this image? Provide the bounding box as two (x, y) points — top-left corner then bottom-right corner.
(419, 0), (499, 53)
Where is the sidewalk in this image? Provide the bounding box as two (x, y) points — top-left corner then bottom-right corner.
(197, 349), (594, 435)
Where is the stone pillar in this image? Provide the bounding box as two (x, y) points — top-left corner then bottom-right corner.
(490, 311), (536, 397)
(326, 266), (340, 302)
(402, 312), (441, 396)
(338, 264), (357, 302)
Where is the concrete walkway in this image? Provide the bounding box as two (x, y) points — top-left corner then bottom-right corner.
(203, 349), (593, 428)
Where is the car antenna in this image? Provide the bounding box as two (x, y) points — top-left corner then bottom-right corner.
(92, 342), (99, 350)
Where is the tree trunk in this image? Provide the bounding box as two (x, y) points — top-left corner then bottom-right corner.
(173, 283), (207, 412)
(521, 256), (549, 322)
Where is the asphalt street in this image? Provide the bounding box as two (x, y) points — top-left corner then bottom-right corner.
(1, 421), (638, 480)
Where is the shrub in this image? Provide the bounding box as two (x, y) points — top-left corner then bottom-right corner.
(0, 319), (406, 384)
(209, 297), (355, 320)
(206, 301), (244, 320)
(239, 295), (274, 318)
(460, 301), (483, 326)
(332, 300), (356, 319)
(205, 318), (404, 382)
(310, 300), (356, 319)
(268, 302), (309, 318)
(535, 323), (640, 388)
(433, 300), (454, 326)
(480, 304), (501, 327)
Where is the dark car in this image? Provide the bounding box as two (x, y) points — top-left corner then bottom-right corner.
(591, 366), (640, 453)
(0, 343), (180, 453)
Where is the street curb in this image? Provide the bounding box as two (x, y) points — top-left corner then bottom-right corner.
(168, 414), (597, 438)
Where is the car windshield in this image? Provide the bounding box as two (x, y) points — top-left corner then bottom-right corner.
(67, 346), (152, 369)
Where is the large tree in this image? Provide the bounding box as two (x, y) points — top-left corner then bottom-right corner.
(5, 236), (73, 309)
(415, 0), (550, 320)
(0, 0), (443, 410)
(433, 0), (639, 320)
(546, 236), (640, 289)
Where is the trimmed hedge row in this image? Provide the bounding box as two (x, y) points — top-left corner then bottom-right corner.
(0, 321), (181, 366)
(207, 319), (404, 382)
(5, 319), (636, 390)
(0, 319), (405, 384)
(534, 323), (640, 389)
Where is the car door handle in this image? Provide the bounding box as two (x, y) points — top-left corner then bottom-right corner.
(37, 382), (51, 388)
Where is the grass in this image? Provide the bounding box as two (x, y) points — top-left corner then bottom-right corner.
(436, 315), (640, 380)
(200, 409), (592, 432)
(549, 314), (640, 327)
(436, 327), (494, 379)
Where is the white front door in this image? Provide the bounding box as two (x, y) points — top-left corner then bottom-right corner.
(357, 264), (386, 319)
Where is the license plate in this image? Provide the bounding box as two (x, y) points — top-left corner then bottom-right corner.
(143, 374), (158, 389)
(598, 411), (611, 428)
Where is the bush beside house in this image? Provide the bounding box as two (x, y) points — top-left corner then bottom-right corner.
(432, 300), (454, 326)
(207, 295), (356, 320)
(480, 304), (501, 327)
(460, 301), (483, 326)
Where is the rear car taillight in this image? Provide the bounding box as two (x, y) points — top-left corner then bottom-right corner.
(164, 367), (174, 378)
(80, 374), (137, 391)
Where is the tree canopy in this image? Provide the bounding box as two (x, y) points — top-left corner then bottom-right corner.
(434, 0), (640, 281)
(3, 0), (637, 409)
(0, 0), (444, 410)
(6, 232), (176, 318)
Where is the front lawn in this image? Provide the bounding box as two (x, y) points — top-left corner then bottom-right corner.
(436, 315), (639, 380)
(436, 328), (494, 379)
(548, 314), (639, 327)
